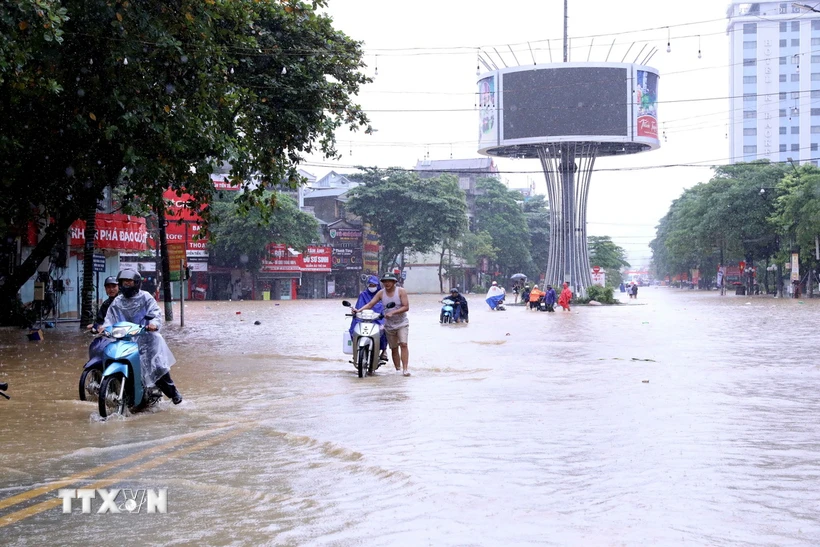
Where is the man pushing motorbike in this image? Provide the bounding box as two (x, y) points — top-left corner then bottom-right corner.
(102, 269), (183, 404)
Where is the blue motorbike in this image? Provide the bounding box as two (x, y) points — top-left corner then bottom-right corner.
(440, 298), (455, 324)
(97, 318), (162, 418)
(78, 336), (110, 402)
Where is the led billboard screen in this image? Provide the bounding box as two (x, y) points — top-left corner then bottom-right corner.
(502, 66), (629, 139)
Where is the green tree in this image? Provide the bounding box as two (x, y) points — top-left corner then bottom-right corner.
(0, 0), (369, 324)
(346, 168), (467, 273)
(523, 195), (550, 277)
(587, 236), (630, 287)
(473, 177), (533, 278)
(208, 193), (319, 272)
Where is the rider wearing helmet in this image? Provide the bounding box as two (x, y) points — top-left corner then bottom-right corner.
(88, 276), (120, 332)
(102, 269), (183, 404)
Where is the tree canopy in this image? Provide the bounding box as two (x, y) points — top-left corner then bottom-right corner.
(473, 177), (533, 278)
(588, 236), (629, 287)
(0, 0), (370, 320)
(346, 168), (467, 272)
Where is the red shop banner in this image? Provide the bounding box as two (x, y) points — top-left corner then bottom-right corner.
(158, 221), (208, 253)
(164, 188), (203, 222)
(260, 244), (332, 273)
(69, 213), (148, 251)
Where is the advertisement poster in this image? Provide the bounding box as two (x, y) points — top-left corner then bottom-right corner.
(363, 224), (380, 274)
(791, 252), (800, 282)
(478, 75), (497, 149)
(636, 70), (658, 139)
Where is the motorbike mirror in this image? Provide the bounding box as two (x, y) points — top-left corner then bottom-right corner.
(0, 382), (7, 391)
(385, 302), (396, 309)
(342, 300), (352, 307)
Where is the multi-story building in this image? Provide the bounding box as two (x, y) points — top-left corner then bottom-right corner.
(728, 1), (820, 165)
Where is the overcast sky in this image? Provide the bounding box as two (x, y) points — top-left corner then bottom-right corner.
(305, 0), (735, 267)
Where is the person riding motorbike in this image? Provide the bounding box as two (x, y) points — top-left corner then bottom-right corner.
(442, 288), (469, 323)
(102, 269), (183, 405)
(485, 281), (506, 310)
(350, 275), (388, 363)
(87, 276), (119, 333)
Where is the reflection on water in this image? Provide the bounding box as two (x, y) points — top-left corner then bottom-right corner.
(2, 289), (820, 544)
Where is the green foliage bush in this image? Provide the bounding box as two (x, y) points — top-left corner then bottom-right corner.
(579, 285), (617, 304)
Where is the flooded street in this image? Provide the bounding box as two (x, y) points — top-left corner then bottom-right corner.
(2, 288), (820, 545)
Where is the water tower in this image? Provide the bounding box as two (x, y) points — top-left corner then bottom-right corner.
(477, 62), (660, 295)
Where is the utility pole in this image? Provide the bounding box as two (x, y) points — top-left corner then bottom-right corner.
(563, 0), (569, 62)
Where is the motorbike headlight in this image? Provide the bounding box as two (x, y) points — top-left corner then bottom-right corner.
(358, 310), (379, 321)
(110, 326), (129, 339)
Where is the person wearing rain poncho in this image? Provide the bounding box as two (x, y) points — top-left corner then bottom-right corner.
(103, 270), (183, 404)
(485, 281), (506, 310)
(350, 275), (388, 363)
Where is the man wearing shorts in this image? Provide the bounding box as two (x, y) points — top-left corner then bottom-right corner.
(353, 273), (411, 376)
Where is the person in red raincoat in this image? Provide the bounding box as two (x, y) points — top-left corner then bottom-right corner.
(557, 282), (573, 311)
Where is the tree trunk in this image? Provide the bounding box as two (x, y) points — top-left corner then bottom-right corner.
(80, 203), (97, 328)
(157, 203), (173, 321)
(438, 245), (446, 293)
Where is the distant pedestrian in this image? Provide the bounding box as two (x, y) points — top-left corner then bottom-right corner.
(631, 283), (638, 299)
(558, 282), (572, 311)
(528, 284), (544, 310)
(544, 285), (557, 312)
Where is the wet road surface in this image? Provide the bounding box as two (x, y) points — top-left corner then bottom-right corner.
(1, 288), (820, 545)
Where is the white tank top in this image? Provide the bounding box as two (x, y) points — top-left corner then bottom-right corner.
(381, 288), (408, 329)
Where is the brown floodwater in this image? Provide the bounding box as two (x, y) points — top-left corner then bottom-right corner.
(1, 289), (820, 545)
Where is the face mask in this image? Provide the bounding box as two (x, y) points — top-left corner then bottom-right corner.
(368, 286), (378, 293)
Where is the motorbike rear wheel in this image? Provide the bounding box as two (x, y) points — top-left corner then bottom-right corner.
(79, 367), (102, 402)
(98, 373), (127, 418)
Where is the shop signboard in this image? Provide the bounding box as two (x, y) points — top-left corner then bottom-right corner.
(69, 213), (148, 251)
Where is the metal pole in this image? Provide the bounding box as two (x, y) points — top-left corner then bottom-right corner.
(563, 0), (569, 62)
(180, 258), (185, 327)
(95, 271), (99, 320)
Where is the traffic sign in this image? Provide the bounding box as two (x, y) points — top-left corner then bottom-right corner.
(93, 253), (106, 273)
(592, 265), (601, 274)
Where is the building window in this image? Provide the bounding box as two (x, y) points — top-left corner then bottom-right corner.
(812, 73), (820, 81)
(792, 73), (801, 82)
(792, 21), (800, 32)
(791, 56), (800, 64)
(811, 161), (818, 167)
(792, 126), (800, 134)
(780, 144), (787, 152)
(744, 23), (757, 34)
(744, 58), (756, 67)
(812, 126), (820, 133)
(780, 109), (787, 117)
(792, 38), (800, 47)
(813, 90), (820, 99)
(780, 39), (788, 47)
(813, 55), (820, 64)
(792, 144), (800, 151)
(781, 22), (788, 32)
(780, 92), (787, 100)
(792, 91), (800, 99)
(744, 128), (757, 136)
(744, 110), (757, 119)
(780, 74), (787, 82)
(780, 126), (787, 134)
(812, 108), (820, 116)
(743, 40), (757, 49)
(743, 75), (757, 84)
(812, 143), (818, 151)
(780, 56), (787, 65)
(743, 145), (757, 154)
(813, 38), (820, 46)
(744, 93), (756, 102)
(813, 20), (820, 31)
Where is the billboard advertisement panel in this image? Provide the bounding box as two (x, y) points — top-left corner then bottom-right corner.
(478, 75), (498, 151)
(636, 69), (659, 139)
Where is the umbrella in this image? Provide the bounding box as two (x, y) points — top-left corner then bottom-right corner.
(510, 273), (527, 280)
